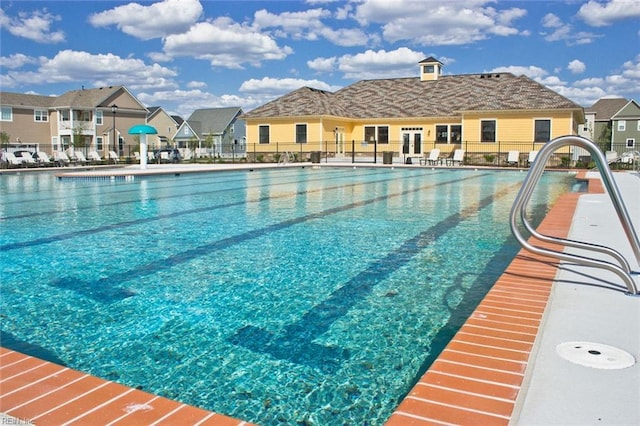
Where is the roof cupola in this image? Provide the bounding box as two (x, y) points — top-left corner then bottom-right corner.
(419, 57), (443, 81)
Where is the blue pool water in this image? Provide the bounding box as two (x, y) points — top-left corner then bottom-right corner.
(0, 167), (572, 425)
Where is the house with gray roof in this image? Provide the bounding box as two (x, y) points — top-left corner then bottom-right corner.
(146, 106), (182, 150)
(174, 107), (246, 158)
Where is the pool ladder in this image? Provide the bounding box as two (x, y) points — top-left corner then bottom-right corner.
(510, 135), (640, 295)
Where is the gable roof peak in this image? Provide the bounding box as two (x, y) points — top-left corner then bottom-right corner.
(419, 56), (442, 65)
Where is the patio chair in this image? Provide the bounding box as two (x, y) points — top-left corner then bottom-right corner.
(18, 152), (37, 167)
(605, 151), (620, 164)
(527, 151), (539, 167)
(506, 150), (520, 166)
(88, 151), (103, 163)
(75, 151), (90, 165)
(108, 151), (119, 164)
(37, 151), (55, 166)
(448, 149), (465, 166)
(4, 152), (24, 167)
(421, 148), (441, 165)
(54, 151), (71, 166)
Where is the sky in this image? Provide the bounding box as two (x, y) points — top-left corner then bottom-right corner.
(1, 0), (639, 119)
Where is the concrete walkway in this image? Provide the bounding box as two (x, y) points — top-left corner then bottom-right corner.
(512, 171), (640, 425)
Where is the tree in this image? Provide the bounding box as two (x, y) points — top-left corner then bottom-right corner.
(596, 123), (612, 152)
(0, 131), (10, 146)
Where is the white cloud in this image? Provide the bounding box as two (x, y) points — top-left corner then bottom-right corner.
(307, 56), (338, 73)
(186, 81), (207, 89)
(353, 0), (527, 45)
(2, 50), (177, 91)
(540, 13), (599, 45)
(239, 77), (341, 96)
(567, 59), (586, 74)
(162, 18), (292, 69)
(89, 0), (203, 40)
(577, 0), (640, 27)
(489, 65), (548, 80)
(137, 89), (251, 116)
(0, 53), (40, 69)
(0, 8), (65, 43)
(542, 13), (562, 28)
(253, 7), (371, 47)
(337, 47), (425, 79)
(490, 56), (640, 106)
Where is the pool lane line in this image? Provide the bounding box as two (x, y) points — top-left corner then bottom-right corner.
(0, 169), (442, 251)
(44, 172), (491, 304)
(0, 167), (392, 220)
(0, 168), (364, 205)
(227, 181), (523, 373)
(0, 166), (364, 215)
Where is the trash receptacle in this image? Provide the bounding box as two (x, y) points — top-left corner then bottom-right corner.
(311, 151), (321, 163)
(383, 151), (393, 164)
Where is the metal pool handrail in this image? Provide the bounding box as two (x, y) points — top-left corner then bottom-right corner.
(510, 135), (640, 295)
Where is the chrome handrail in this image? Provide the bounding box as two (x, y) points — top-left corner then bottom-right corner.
(510, 135), (640, 295)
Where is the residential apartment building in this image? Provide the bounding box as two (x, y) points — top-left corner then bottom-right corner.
(0, 86), (147, 157)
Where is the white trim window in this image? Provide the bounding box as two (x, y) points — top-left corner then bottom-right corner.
(1, 106), (12, 121)
(626, 138), (635, 148)
(481, 119), (497, 143)
(617, 120), (626, 131)
(96, 110), (103, 125)
(534, 119), (551, 142)
(364, 125), (389, 144)
(34, 109), (48, 122)
(258, 125), (270, 144)
(295, 123), (307, 144)
(637, 120), (640, 131)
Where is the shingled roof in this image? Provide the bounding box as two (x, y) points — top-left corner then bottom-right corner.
(585, 98), (629, 121)
(0, 92), (56, 108)
(52, 85), (124, 108)
(243, 73), (583, 120)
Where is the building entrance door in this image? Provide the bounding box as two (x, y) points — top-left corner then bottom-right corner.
(401, 129), (423, 158)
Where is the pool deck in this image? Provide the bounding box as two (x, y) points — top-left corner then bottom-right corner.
(1, 162), (638, 425)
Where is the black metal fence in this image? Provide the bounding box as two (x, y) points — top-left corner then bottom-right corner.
(2, 139), (635, 170)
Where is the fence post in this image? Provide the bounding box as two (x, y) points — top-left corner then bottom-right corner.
(374, 139), (377, 164)
(352, 140), (355, 163)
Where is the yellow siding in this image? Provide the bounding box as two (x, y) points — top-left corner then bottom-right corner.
(246, 110), (579, 155)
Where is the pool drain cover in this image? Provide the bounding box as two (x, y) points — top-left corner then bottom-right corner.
(556, 341), (635, 369)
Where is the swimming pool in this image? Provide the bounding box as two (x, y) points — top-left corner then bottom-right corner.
(0, 167), (572, 425)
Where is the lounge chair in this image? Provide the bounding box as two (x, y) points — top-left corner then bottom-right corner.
(506, 150), (520, 166)
(620, 151), (639, 166)
(133, 152), (141, 161)
(421, 148), (441, 165)
(18, 152), (37, 167)
(448, 149), (465, 166)
(148, 151), (156, 162)
(37, 151), (55, 166)
(88, 151), (103, 163)
(182, 148), (193, 161)
(75, 151), (90, 165)
(527, 150), (539, 166)
(108, 151), (119, 164)
(54, 151), (71, 166)
(605, 151), (619, 164)
(4, 152), (24, 167)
